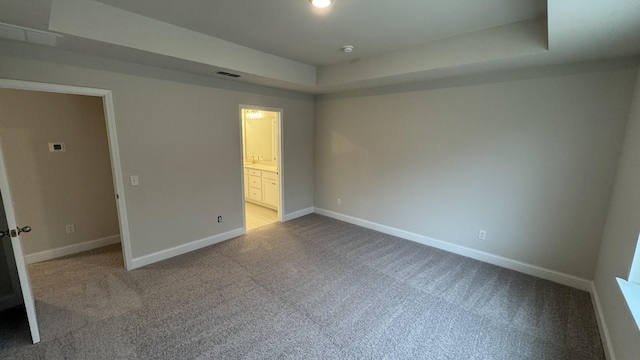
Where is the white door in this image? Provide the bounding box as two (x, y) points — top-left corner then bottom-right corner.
(0, 142), (40, 344)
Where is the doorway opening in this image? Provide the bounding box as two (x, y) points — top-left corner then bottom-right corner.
(240, 106), (283, 231)
(0, 79), (133, 344)
(0, 89), (121, 266)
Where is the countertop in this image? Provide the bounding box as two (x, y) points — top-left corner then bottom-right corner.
(244, 163), (278, 173)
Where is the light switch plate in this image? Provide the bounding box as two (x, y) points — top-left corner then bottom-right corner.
(130, 175), (139, 186)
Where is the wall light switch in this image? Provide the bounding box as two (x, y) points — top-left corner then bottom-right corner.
(130, 175), (140, 186)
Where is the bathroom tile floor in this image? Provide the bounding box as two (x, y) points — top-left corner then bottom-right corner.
(245, 202), (278, 230)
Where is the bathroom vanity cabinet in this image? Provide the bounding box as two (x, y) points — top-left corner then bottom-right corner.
(244, 166), (279, 210)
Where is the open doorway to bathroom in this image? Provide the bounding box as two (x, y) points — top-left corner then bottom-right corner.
(240, 106), (283, 231)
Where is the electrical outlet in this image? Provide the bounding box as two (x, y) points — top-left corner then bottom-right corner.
(66, 224), (76, 234)
(217, 215), (222, 223)
(478, 230), (487, 240)
(337, 198), (341, 206)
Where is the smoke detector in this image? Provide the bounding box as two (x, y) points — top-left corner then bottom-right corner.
(342, 45), (354, 53)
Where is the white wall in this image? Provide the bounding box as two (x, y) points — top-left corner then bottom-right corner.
(0, 89), (119, 255)
(315, 66), (637, 279)
(593, 71), (640, 360)
(0, 41), (314, 260)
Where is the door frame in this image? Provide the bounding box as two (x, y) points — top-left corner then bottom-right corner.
(0, 79), (134, 270)
(238, 105), (284, 229)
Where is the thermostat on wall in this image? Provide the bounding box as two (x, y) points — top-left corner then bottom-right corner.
(48, 142), (66, 152)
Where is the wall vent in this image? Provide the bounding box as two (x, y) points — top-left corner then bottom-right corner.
(0, 22), (60, 47)
(215, 71), (241, 78)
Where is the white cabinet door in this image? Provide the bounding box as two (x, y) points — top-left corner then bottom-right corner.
(249, 175), (262, 189)
(262, 178), (278, 208)
(248, 187), (262, 202)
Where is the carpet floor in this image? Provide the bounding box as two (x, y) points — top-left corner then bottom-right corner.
(0, 214), (604, 359)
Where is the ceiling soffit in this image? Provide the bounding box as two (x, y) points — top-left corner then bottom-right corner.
(46, 0), (550, 91)
(2, 0), (639, 93)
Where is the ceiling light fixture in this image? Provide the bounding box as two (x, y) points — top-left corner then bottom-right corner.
(309, 0), (333, 9)
(342, 45), (354, 53)
(246, 111), (263, 119)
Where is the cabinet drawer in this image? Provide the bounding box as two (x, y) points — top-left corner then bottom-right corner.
(262, 171), (278, 181)
(248, 188), (262, 201)
(249, 169), (261, 176)
(249, 175), (262, 189)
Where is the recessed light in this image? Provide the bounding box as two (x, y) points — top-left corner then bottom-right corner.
(342, 45), (354, 53)
(309, 0), (333, 9)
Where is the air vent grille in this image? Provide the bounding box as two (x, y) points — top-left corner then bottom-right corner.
(215, 71), (241, 78)
(0, 22), (60, 47)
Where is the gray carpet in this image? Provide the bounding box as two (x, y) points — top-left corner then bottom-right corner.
(0, 214), (604, 359)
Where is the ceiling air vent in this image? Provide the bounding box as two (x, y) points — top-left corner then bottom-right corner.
(0, 22), (60, 47)
(215, 71), (241, 78)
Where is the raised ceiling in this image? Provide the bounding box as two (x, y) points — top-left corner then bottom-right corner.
(94, 0), (547, 66)
(0, 0), (639, 94)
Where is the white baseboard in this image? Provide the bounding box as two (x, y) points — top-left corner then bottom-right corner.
(0, 293), (23, 312)
(590, 282), (617, 360)
(313, 207), (592, 291)
(130, 228), (244, 269)
(25, 234), (121, 264)
(283, 207), (314, 222)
